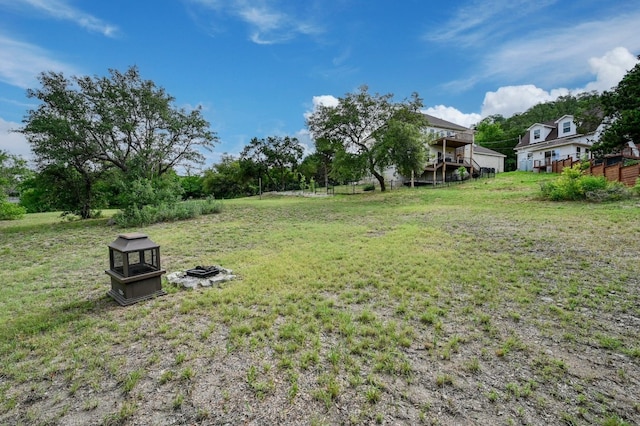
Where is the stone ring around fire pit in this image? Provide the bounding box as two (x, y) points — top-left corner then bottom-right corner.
(166, 265), (235, 289)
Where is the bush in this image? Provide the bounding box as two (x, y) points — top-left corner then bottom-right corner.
(585, 182), (632, 202)
(579, 175), (608, 193)
(540, 164), (631, 202)
(540, 178), (583, 201)
(363, 183), (375, 192)
(0, 201), (27, 220)
(112, 198), (222, 227)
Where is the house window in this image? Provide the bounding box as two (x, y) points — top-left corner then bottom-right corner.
(576, 146), (581, 159)
(563, 121), (571, 134)
(533, 129), (541, 140)
(544, 150), (557, 165)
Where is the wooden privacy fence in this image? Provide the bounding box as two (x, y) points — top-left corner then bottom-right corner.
(552, 158), (640, 186)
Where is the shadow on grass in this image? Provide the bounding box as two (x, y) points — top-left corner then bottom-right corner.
(0, 293), (118, 346)
(0, 216), (114, 235)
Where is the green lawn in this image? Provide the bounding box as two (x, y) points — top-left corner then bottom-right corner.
(1, 172), (639, 425)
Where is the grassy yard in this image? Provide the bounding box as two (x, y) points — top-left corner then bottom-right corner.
(1, 172), (639, 425)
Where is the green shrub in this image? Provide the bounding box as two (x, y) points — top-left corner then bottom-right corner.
(112, 198), (222, 227)
(579, 175), (607, 193)
(363, 184), (375, 192)
(540, 164), (631, 202)
(0, 202), (27, 220)
(634, 178), (640, 196)
(585, 182), (632, 202)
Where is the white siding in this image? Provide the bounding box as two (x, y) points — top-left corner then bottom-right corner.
(475, 154), (505, 173)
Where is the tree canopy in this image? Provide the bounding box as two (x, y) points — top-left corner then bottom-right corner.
(240, 136), (304, 191)
(202, 154), (257, 199)
(592, 57), (640, 157)
(0, 150), (29, 220)
(20, 66), (217, 218)
(0, 150), (29, 198)
(306, 86), (427, 191)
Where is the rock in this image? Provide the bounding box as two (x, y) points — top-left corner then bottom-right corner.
(166, 268), (236, 289)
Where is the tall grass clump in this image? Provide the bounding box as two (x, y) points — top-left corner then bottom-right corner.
(0, 202), (26, 220)
(540, 163), (632, 202)
(112, 197), (222, 227)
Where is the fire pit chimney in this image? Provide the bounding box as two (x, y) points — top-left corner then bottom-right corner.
(106, 233), (166, 306)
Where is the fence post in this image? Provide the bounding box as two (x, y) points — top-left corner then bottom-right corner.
(619, 164), (625, 184)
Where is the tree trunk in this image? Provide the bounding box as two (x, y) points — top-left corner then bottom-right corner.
(80, 170), (93, 219)
(372, 170), (386, 191)
(75, 166), (93, 219)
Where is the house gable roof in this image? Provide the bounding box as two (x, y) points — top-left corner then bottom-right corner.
(526, 122), (555, 131)
(554, 114), (574, 125)
(473, 145), (506, 158)
(423, 114), (470, 132)
(515, 115), (597, 150)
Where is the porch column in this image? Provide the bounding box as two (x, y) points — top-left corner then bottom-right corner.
(441, 139), (447, 183)
(470, 135), (474, 173)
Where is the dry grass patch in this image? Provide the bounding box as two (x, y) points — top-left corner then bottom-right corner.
(1, 172), (639, 425)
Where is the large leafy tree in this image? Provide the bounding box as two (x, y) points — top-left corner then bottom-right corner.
(18, 164), (108, 214)
(474, 119), (506, 143)
(202, 154), (257, 198)
(473, 117), (518, 171)
(306, 85), (426, 191)
(20, 66), (217, 218)
(0, 150), (30, 198)
(592, 57), (640, 157)
(0, 150), (30, 220)
(240, 136), (304, 191)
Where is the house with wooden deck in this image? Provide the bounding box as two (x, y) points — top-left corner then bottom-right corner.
(410, 114), (504, 184)
(381, 114), (505, 185)
(514, 115), (600, 172)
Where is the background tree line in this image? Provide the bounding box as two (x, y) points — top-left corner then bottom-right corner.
(3, 60), (638, 219)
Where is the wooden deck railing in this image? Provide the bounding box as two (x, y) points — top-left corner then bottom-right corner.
(551, 157), (640, 186)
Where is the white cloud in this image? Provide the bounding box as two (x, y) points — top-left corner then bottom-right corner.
(189, 0), (322, 44)
(480, 47), (639, 118)
(311, 95), (339, 108)
(483, 14), (640, 88)
(303, 94), (339, 121)
(0, 117), (31, 159)
(0, 35), (78, 88)
(583, 46), (638, 92)
(422, 105), (481, 128)
(428, 46), (639, 125)
(428, 0), (640, 92)
(480, 85), (568, 117)
(294, 128), (313, 157)
(0, 0), (118, 37)
(426, 0), (558, 47)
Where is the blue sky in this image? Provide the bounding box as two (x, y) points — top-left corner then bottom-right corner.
(1, 0), (639, 169)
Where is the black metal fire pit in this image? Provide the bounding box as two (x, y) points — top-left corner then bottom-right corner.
(106, 233), (166, 306)
(186, 265), (222, 278)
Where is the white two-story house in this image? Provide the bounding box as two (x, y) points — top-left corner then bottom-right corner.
(514, 115), (601, 172)
(419, 114), (505, 182)
(381, 114), (506, 185)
